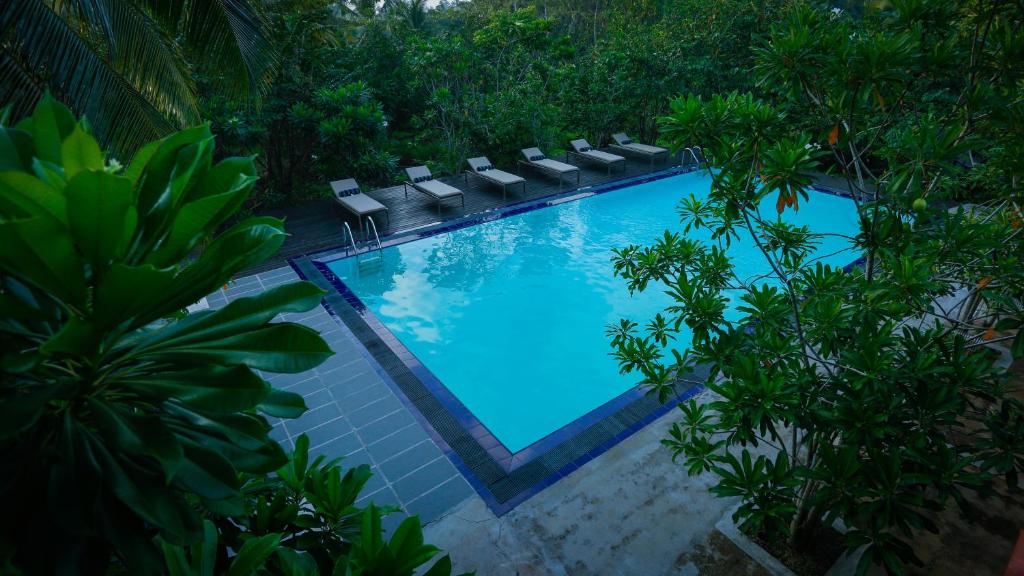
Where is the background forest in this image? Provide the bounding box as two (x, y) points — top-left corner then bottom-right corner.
(3, 0), (790, 209)
(203, 0), (786, 208)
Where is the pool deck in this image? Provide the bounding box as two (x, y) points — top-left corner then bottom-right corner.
(242, 149), (689, 274)
(207, 165), (872, 557)
(204, 167), (1018, 573)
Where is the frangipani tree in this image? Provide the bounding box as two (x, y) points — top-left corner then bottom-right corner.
(0, 98), (466, 576)
(611, 3), (1024, 574)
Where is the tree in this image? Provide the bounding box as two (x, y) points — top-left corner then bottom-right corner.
(611, 2), (1024, 574)
(0, 97), (461, 575)
(0, 0), (277, 154)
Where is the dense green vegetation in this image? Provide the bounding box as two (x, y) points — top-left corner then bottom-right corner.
(3, 0), (1024, 574)
(3, 0), (789, 207)
(613, 1), (1024, 574)
(208, 0), (789, 205)
(0, 98), (463, 575)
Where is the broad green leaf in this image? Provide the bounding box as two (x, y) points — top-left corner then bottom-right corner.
(225, 533), (281, 576)
(138, 323), (332, 373)
(87, 429), (202, 544)
(275, 548), (319, 576)
(30, 95), (76, 164)
(134, 125), (213, 216)
(188, 155), (257, 204)
(164, 405), (287, 473)
(118, 365), (270, 413)
(259, 389), (308, 419)
(176, 441), (243, 499)
(61, 126), (103, 178)
(65, 170), (137, 271)
(0, 216), (86, 307)
(29, 158), (66, 192)
(147, 180), (255, 267)
(0, 171), (68, 224)
(87, 398), (184, 481)
(159, 540), (191, 576)
(135, 281), (326, 351)
(150, 217), (288, 312)
(0, 127), (33, 171)
(93, 263), (177, 330)
(192, 520), (219, 576)
(423, 555), (454, 576)
(40, 315), (95, 356)
(124, 137), (163, 183)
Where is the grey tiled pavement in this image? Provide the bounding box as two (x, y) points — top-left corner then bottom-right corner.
(206, 266), (474, 530)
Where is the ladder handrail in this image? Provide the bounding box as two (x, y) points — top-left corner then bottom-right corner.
(682, 147), (702, 166)
(364, 216), (383, 254)
(341, 221), (357, 254)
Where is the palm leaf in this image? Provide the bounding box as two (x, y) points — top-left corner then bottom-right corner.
(101, 0), (201, 128)
(1, 0), (176, 154)
(144, 0), (279, 101)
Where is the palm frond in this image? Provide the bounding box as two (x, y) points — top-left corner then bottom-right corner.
(1, 0), (176, 154)
(145, 0), (279, 101)
(103, 0), (200, 127)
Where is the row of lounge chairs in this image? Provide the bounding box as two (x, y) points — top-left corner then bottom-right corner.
(331, 133), (669, 230)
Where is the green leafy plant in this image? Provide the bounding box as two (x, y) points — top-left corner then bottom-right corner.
(159, 435), (463, 576)
(0, 0), (278, 153)
(0, 96), (463, 576)
(612, 3), (1024, 575)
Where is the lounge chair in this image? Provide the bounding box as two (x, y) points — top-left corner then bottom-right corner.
(465, 157), (526, 201)
(330, 178), (389, 231)
(518, 148), (580, 191)
(567, 139), (625, 175)
(403, 166), (465, 216)
(610, 133), (669, 168)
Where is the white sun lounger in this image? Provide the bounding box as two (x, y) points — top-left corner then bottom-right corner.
(610, 133), (669, 169)
(518, 147), (580, 191)
(331, 178), (389, 230)
(465, 156), (527, 201)
(568, 139), (625, 175)
(403, 166), (465, 216)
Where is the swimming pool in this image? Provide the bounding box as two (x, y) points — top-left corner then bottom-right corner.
(323, 171), (860, 455)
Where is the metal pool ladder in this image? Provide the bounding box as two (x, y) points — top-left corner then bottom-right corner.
(682, 146), (705, 167)
(341, 221), (357, 255)
(356, 216), (384, 270)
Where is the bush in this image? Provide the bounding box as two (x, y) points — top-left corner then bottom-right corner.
(0, 97), (462, 575)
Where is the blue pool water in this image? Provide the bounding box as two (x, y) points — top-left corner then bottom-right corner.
(327, 172), (859, 452)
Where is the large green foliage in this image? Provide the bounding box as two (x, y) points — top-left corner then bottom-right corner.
(203, 0), (785, 204)
(159, 434), (463, 576)
(0, 95), (327, 572)
(205, 2), (398, 206)
(0, 97), (462, 576)
(612, 2), (1024, 575)
(0, 0), (277, 154)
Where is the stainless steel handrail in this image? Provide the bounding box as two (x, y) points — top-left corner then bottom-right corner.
(365, 215), (382, 254)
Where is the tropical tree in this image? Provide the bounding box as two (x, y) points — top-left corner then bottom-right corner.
(611, 2), (1024, 574)
(0, 0), (277, 154)
(0, 97), (461, 575)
